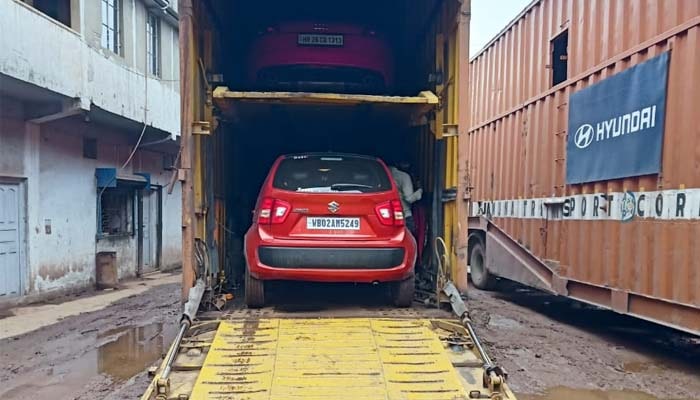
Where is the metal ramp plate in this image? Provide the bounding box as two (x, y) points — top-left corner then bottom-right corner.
(189, 318), (471, 400)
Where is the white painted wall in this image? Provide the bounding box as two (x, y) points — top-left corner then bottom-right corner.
(0, 0), (180, 136)
(1, 111), (182, 296)
(0, 0), (182, 298)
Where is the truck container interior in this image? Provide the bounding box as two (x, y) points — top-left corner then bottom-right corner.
(188, 0), (464, 294)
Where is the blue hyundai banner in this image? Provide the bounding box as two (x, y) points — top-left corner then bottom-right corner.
(566, 52), (669, 184)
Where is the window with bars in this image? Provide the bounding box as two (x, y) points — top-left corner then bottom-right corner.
(147, 13), (161, 77)
(98, 187), (134, 237)
(101, 0), (121, 54)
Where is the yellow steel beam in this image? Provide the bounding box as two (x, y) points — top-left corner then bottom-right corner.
(212, 87), (439, 106)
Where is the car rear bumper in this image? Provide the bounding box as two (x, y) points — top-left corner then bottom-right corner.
(259, 247), (405, 269)
(248, 33), (393, 86)
(245, 234), (416, 283)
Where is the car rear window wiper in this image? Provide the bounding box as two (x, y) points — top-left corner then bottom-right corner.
(330, 183), (374, 191)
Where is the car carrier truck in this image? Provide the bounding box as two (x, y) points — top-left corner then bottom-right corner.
(140, 1), (516, 399)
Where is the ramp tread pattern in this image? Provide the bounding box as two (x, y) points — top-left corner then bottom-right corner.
(189, 318), (470, 400)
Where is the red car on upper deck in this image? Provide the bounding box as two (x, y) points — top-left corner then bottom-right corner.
(248, 21), (394, 93)
(244, 153), (416, 308)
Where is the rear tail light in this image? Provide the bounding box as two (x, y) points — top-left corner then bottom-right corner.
(258, 197), (290, 225)
(375, 200), (405, 226)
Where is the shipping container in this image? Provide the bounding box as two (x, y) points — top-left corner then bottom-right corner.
(139, 1), (517, 399)
(467, 0), (700, 335)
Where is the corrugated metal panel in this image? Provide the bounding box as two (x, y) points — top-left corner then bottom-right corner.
(466, 0), (700, 331)
(470, 0), (700, 127)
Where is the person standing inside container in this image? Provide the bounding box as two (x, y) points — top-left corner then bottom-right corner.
(389, 161), (422, 237)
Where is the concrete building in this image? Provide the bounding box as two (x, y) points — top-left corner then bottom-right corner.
(0, 0), (182, 301)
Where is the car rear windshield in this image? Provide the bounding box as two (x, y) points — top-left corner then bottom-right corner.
(272, 155), (392, 193)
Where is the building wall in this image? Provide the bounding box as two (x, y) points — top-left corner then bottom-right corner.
(0, 0), (180, 135)
(1, 105), (182, 295)
(0, 0), (182, 300)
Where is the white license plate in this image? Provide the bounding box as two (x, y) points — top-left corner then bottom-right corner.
(307, 217), (360, 230)
(298, 34), (344, 46)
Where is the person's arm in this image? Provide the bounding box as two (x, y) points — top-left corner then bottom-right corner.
(398, 171), (422, 204)
(405, 186), (422, 204)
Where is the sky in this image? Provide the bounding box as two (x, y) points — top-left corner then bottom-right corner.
(470, 0), (533, 57)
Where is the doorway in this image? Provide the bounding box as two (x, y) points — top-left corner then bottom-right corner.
(139, 186), (162, 274)
(0, 181), (25, 297)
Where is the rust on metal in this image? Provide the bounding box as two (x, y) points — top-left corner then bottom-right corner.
(467, 0), (700, 334)
(179, 0), (196, 301)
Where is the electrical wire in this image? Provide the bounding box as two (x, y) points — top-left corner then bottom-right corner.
(137, 135), (175, 147)
(120, 123), (148, 169)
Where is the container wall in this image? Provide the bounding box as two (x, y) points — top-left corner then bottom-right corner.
(467, 0), (700, 316)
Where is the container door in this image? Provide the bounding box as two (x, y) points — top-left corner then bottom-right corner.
(0, 182), (23, 297)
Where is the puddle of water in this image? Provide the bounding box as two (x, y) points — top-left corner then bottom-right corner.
(622, 361), (653, 373)
(96, 322), (178, 381)
(0, 322), (178, 400)
(518, 386), (664, 400)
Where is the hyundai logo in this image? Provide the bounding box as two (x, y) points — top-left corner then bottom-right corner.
(574, 124), (595, 149)
(328, 201), (340, 213)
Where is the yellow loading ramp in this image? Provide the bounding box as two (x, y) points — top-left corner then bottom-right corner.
(212, 87), (439, 121)
(143, 317), (515, 400)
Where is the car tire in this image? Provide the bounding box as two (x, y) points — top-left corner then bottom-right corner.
(391, 275), (415, 308)
(469, 241), (497, 290)
(245, 268), (265, 308)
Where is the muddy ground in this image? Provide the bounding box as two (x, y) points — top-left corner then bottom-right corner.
(0, 282), (181, 400)
(1, 279), (698, 400)
(468, 281), (700, 400)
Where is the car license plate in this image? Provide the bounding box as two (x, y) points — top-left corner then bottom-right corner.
(307, 217), (359, 230)
(298, 34), (344, 47)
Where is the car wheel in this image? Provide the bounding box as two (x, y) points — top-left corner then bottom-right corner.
(469, 241), (497, 290)
(245, 268), (265, 308)
(391, 275), (415, 308)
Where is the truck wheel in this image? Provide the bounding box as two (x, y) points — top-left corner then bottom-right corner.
(245, 268), (265, 308)
(391, 275), (415, 308)
(469, 241), (497, 290)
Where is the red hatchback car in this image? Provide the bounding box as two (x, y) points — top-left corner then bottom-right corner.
(248, 21), (394, 93)
(244, 153), (416, 307)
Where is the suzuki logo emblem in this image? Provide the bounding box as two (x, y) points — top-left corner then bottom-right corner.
(574, 124), (595, 149)
(328, 201), (340, 213)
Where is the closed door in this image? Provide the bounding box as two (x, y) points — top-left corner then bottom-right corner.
(141, 189), (159, 273)
(0, 183), (22, 297)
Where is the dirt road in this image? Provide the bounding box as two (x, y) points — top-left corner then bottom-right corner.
(1, 278), (698, 400)
(0, 280), (181, 400)
(468, 282), (700, 400)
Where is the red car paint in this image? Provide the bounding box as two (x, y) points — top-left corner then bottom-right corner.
(245, 154), (415, 283)
(248, 21), (394, 91)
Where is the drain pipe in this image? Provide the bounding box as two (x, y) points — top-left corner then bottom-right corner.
(154, 279), (205, 399)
